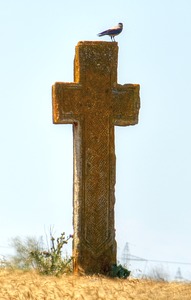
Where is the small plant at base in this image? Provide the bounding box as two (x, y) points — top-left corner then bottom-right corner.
(110, 264), (131, 279)
(9, 231), (73, 276)
(30, 232), (73, 276)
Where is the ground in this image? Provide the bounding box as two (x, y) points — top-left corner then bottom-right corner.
(0, 269), (190, 299)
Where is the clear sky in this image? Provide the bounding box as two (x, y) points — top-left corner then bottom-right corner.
(1, 0), (191, 280)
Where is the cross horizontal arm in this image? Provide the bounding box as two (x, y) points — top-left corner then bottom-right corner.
(112, 84), (140, 126)
(52, 82), (82, 124)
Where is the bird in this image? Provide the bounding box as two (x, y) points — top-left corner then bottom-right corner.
(97, 23), (123, 41)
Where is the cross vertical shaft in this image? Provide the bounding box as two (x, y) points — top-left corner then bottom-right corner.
(52, 41), (140, 275)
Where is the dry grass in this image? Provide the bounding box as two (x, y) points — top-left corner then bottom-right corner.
(0, 269), (191, 300)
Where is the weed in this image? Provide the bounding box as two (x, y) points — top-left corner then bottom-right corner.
(8, 232), (73, 276)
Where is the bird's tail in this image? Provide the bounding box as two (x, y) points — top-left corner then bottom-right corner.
(97, 30), (108, 37)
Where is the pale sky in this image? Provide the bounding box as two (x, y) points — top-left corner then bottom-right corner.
(1, 0), (191, 280)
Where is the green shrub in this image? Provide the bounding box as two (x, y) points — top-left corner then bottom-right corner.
(30, 232), (73, 276)
(110, 264), (131, 279)
(9, 232), (73, 276)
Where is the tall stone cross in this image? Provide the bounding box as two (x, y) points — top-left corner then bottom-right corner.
(52, 41), (140, 275)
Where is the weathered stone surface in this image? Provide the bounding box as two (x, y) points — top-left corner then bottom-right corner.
(52, 41), (140, 275)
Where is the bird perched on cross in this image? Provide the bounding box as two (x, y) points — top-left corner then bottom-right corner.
(98, 23), (123, 41)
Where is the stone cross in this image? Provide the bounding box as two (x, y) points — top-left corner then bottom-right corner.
(52, 41), (140, 275)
